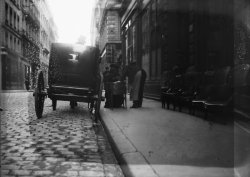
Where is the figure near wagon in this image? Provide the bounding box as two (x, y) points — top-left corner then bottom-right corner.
(122, 62), (147, 108)
(103, 61), (147, 109)
(103, 64), (124, 108)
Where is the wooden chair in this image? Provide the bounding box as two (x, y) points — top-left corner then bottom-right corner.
(203, 84), (233, 119)
(176, 71), (202, 112)
(162, 73), (183, 110)
(191, 66), (232, 116)
(161, 71), (174, 108)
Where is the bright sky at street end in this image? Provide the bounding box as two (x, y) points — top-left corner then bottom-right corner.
(47, 0), (95, 45)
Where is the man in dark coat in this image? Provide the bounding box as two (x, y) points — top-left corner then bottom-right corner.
(122, 62), (147, 108)
(104, 64), (124, 108)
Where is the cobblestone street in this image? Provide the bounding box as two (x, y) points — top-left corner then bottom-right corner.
(0, 92), (124, 177)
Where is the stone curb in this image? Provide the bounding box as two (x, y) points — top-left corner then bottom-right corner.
(99, 108), (158, 177)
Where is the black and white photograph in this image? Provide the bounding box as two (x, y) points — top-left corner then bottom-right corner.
(0, 0), (250, 177)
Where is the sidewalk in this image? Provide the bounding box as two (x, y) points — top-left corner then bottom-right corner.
(99, 97), (235, 177)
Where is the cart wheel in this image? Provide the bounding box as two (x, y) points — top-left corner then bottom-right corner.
(52, 99), (57, 111)
(34, 71), (45, 119)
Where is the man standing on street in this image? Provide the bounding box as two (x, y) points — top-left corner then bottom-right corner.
(122, 62), (147, 108)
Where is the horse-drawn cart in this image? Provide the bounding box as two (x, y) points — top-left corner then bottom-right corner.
(34, 43), (102, 121)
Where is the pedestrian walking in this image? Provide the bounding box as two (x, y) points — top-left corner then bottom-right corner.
(122, 62), (147, 108)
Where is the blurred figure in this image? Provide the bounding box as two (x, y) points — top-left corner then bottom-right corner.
(25, 76), (30, 91)
(122, 62), (147, 108)
(103, 66), (110, 83)
(104, 64), (124, 108)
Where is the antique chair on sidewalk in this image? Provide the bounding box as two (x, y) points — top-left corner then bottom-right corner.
(203, 66), (232, 119)
(191, 66), (221, 115)
(162, 72), (183, 110)
(191, 66), (232, 118)
(161, 71), (173, 108)
(203, 84), (233, 119)
(176, 74), (202, 113)
(175, 66), (201, 113)
(191, 84), (215, 115)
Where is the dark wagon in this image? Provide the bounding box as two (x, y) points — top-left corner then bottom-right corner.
(34, 43), (102, 121)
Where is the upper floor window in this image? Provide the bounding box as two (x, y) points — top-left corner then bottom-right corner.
(17, 16), (20, 31)
(14, 12), (16, 29)
(5, 32), (8, 47)
(9, 8), (12, 27)
(5, 3), (8, 21)
(10, 35), (13, 49)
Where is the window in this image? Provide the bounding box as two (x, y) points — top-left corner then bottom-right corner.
(17, 16), (20, 31)
(14, 12), (16, 29)
(14, 37), (16, 50)
(9, 8), (12, 27)
(5, 32), (8, 47)
(10, 35), (12, 49)
(5, 3), (8, 23)
(124, 17), (137, 64)
(17, 39), (20, 52)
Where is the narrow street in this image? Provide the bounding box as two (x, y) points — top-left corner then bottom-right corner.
(0, 92), (124, 177)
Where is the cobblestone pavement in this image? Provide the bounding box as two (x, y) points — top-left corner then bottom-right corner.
(0, 92), (124, 177)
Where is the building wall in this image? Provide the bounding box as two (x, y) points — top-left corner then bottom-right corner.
(0, 0), (57, 90)
(93, 0), (122, 72)
(1, 0), (28, 90)
(93, 0), (245, 99)
(120, 0), (234, 98)
(38, 0), (58, 87)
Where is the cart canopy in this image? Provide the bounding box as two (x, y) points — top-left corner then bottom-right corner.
(48, 43), (100, 90)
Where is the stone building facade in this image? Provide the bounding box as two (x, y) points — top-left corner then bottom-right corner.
(119, 0), (235, 98)
(0, 0), (57, 90)
(92, 0), (122, 72)
(92, 0), (249, 103)
(38, 0), (57, 87)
